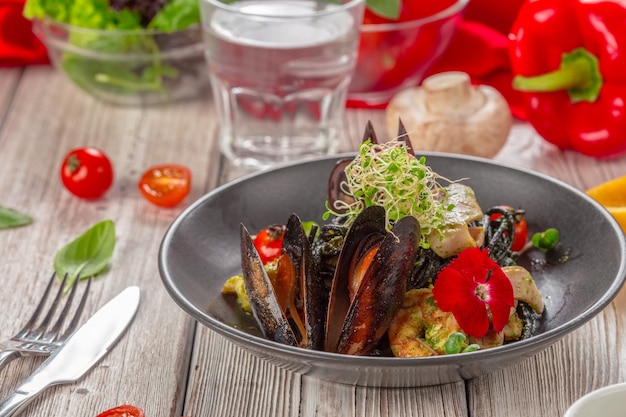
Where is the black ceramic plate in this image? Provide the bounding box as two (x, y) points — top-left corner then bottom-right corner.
(158, 153), (626, 387)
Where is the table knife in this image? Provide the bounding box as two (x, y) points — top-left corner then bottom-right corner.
(0, 286), (141, 417)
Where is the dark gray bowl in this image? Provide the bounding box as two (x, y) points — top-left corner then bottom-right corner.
(158, 153), (626, 387)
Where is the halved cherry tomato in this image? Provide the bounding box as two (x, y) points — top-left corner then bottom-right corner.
(490, 205), (528, 252)
(60, 147), (114, 200)
(253, 225), (285, 264)
(138, 164), (191, 208)
(96, 404), (144, 417)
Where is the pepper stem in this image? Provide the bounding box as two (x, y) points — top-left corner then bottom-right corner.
(512, 47), (603, 103)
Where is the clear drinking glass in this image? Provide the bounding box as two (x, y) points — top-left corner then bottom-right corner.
(200, 0), (366, 168)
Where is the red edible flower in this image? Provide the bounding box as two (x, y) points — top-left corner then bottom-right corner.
(432, 247), (514, 338)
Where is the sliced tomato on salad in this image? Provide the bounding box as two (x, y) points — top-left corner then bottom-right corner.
(401, 0), (458, 20)
(355, 0), (459, 94)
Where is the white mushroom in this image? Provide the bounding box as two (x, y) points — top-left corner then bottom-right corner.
(385, 71), (512, 158)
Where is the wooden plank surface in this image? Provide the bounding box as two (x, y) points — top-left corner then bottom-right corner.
(0, 68), (22, 129)
(1, 66), (625, 417)
(0, 66), (217, 417)
(186, 112), (626, 417)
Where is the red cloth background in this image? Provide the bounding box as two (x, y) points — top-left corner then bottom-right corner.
(427, 0), (527, 118)
(0, 0), (49, 67)
(0, 0), (526, 117)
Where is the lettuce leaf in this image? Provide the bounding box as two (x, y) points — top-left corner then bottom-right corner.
(148, 0), (200, 32)
(366, 0), (401, 20)
(23, 0), (198, 30)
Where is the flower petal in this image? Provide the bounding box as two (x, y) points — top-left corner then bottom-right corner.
(447, 247), (483, 276)
(489, 301), (514, 333)
(485, 267), (515, 332)
(452, 294), (490, 337)
(432, 247), (515, 338)
(486, 267), (515, 303)
(431, 267), (473, 311)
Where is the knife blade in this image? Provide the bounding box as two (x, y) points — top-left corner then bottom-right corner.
(0, 285), (140, 417)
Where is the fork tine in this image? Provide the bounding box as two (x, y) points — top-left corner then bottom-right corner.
(13, 272), (61, 339)
(42, 273), (81, 342)
(0, 272), (92, 373)
(27, 273), (69, 340)
(55, 276), (91, 342)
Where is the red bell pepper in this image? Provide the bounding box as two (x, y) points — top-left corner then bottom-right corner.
(509, 0), (626, 158)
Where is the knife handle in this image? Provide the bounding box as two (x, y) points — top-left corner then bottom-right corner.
(0, 389), (39, 417)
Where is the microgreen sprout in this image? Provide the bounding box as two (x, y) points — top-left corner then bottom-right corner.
(323, 139), (452, 247)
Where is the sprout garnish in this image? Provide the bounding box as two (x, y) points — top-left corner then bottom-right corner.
(323, 139), (453, 248)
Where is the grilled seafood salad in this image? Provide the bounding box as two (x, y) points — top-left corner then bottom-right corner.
(222, 125), (546, 357)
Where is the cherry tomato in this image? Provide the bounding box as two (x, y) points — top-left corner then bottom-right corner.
(138, 164), (191, 208)
(96, 404), (144, 417)
(490, 206), (529, 252)
(253, 225), (285, 264)
(60, 147), (114, 200)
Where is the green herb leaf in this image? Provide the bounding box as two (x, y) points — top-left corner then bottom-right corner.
(366, 0), (401, 20)
(444, 332), (467, 355)
(54, 219), (116, 291)
(462, 344), (480, 353)
(301, 221), (320, 239)
(531, 228), (560, 251)
(0, 206), (33, 229)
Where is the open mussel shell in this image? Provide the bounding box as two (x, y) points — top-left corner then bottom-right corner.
(240, 223), (298, 346)
(240, 214), (325, 350)
(325, 206), (421, 356)
(280, 214), (326, 350)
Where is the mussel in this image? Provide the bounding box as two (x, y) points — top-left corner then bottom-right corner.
(241, 206), (420, 356)
(325, 206), (420, 355)
(241, 214), (325, 350)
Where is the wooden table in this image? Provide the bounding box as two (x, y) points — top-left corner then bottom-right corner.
(1, 66), (625, 417)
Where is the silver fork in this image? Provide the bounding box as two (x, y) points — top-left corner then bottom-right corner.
(0, 272), (91, 373)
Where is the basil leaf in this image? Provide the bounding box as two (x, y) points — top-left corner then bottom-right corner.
(0, 206), (33, 229)
(366, 0), (401, 20)
(54, 219), (116, 291)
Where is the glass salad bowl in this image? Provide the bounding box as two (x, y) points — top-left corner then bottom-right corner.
(348, 0), (469, 108)
(33, 17), (209, 106)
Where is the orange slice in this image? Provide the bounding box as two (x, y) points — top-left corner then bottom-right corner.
(586, 175), (626, 233)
